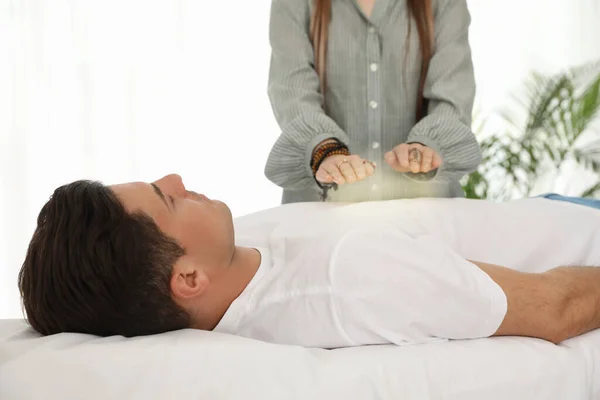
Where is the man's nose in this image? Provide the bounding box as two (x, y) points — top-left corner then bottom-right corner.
(155, 174), (186, 195)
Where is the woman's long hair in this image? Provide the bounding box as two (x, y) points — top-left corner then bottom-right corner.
(310, 0), (434, 121)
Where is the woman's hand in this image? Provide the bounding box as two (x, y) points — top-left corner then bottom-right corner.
(315, 154), (376, 185)
(385, 143), (442, 174)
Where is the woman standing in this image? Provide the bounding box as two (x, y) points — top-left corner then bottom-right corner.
(265, 0), (481, 203)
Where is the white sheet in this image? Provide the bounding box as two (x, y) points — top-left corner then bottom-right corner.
(1, 319), (599, 400)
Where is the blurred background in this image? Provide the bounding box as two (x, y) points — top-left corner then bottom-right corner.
(1, 0), (599, 318)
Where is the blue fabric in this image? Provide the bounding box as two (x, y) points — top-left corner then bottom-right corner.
(538, 193), (600, 210)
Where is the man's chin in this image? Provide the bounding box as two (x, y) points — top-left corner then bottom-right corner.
(216, 199), (232, 216)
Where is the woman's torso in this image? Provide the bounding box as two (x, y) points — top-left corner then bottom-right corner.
(284, 0), (462, 203)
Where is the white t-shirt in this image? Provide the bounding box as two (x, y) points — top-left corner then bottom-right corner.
(214, 198), (600, 348)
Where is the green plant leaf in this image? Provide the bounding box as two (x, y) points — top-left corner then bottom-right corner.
(465, 60), (600, 201)
(580, 182), (600, 198)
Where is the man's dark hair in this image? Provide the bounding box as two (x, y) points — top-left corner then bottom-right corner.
(18, 180), (190, 337)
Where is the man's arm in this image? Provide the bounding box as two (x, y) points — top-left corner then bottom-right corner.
(473, 261), (600, 344)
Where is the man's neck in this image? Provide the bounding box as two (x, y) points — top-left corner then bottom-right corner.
(196, 246), (261, 330)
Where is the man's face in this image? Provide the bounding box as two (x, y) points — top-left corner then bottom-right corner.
(111, 174), (235, 269)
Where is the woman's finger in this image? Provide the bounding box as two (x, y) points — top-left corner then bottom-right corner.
(394, 144), (410, 169)
(407, 147), (421, 173)
(363, 160), (375, 176)
(420, 147), (434, 172)
(432, 152), (443, 169)
(315, 168), (334, 183)
(385, 151), (398, 168)
(338, 160), (358, 183)
(348, 157), (367, 181)
(321, 163), (346, 185)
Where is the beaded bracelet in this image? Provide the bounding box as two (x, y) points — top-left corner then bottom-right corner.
(310, 140), (350, 175)
(310, 139), (350, 201)
(311, 142), (338, 174)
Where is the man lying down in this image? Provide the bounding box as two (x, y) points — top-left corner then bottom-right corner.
(18, 174), (600, 348)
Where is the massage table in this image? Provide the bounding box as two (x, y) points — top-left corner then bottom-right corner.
(1, 319), (599, 399)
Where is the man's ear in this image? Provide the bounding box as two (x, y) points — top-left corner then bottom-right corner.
(170, 256), (209, 300)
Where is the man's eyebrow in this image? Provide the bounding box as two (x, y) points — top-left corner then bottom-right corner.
(150, 183), (171, 211)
